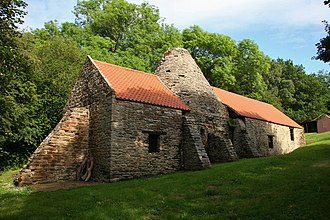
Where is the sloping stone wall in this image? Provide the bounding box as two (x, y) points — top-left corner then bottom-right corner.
(207, 133), (238, 162)
(245, 118), (305, 156)
(65, 57), (114, 182)
(17, 107), (89, 185)
(109, 99), (183, 181)
(17, 57), (114, 185)
(181, 115), (210, 170)
(232, 118), (259, 158)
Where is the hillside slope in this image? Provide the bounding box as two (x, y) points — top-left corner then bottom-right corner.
(1, 132), (329, 219)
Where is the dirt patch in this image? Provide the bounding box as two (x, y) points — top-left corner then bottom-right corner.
(312, 160), (330, 168)
(32, 181), (100, 192)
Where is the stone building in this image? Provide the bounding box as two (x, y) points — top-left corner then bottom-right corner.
(213, 87), (305, 157)
(17, 48), (305, 186)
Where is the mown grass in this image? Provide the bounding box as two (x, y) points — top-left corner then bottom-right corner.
(305, 131), (330, 145)
(1, 132), (329, 219)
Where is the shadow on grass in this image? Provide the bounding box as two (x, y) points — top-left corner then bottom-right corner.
(1, 137), (329, 220)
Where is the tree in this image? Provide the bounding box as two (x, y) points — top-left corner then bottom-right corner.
(235, 39), (269, 100)
(316, 71), (330, 111)
(262, 59), (284, 110)
(315, 21), (330, 63)
(73, 0), (182, 72)
(182, 25), (238, 90)
(31, 35), (83, 133)
(0, 0), (41, 169)
(75, 0), (136, 53)
(292, 73), (329, 122)
(0, 0), (27, 37)
(0, 1), (83, 170)
(270, 59), (330, 122)
(315, 2), (330, 64)
(0, 0), (28, 84)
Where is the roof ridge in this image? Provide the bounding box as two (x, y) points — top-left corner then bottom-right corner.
(312, 113), (330, 121)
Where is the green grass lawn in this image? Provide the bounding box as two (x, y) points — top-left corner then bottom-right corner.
(1, 132), (329, 220)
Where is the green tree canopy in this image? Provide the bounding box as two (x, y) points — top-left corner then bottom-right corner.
(182, 25), (238, 90)
(235, 39), (269, 100)
(266, 59), (330, 122)
(73, 0), (182, 72)
(315, 21), (330, 63)
(315, 1), (330, 64)
(0, 0), (41, 169)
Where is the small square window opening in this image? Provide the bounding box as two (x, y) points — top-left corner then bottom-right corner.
(268, 135), (274, 148)
(148, 133), (160, 153)
(290, 128), (294, 141)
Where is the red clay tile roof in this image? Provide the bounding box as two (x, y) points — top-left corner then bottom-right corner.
(212, 87), (302, 129)
(92, 59), (190, 111)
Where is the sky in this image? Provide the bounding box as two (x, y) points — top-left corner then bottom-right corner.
(21, 0), (330, 74)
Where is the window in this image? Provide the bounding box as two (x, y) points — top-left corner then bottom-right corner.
(200, 128), (205, 136)
(148, 133), (160, 153)
(143, 130), (165, 153)
(290, 128), (294, 141)
(268, 135), (274, 148)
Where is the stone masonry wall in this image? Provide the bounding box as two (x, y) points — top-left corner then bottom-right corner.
(63, 57), (114, 182)
(18, 107), (89, 185)
(232, 118), (259, 158)
(245, 118), (305, 156)
(66, 57), (114, 182)
(88, 95), (113, 182)
(18, 57), (114, 185)
(64, 56), (113, 112)
(155, 48), (229, 132)
(109, 99), (183, 181)
(156, 48), (237, 165)
(207, 133), (238, 162)
(182, 116), (210, 170)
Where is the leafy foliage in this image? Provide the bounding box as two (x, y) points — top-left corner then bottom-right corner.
(270, 59), (329, 122)
(235, 39), (269, 100)
(183, 25), (237, 90)
(315, 21), (330, 63)
(0, 0), (27, 38)
(182, 26), (270, 100)
(74, 0), (182, 72)
(0, 1), (82, 171)
(22, 33), (83, 136)
(0, 0), (39, 170)
(315, 1), (330, 64)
